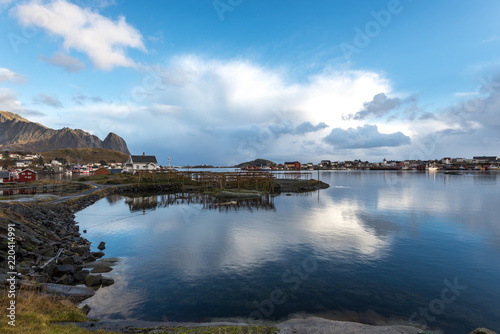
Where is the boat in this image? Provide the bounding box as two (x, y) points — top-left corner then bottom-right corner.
(487, 165), (499, 170)
(427, 165), (438, 171)
(72, 165), (90, 173)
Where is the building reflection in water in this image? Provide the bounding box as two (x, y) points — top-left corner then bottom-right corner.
(124, 192), (276, 214)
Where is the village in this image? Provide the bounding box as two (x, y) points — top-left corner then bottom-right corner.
(0, 151), (499, 184)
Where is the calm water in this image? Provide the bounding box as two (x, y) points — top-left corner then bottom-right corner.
(75, 171), (500, 333)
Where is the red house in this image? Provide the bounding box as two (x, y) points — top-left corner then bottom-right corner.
(18, 169), (37, 183)
(284, 161), (301, 170)
(0, 171), (15, 183)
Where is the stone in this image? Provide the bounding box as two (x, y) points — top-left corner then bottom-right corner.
(42, 247), (56, 257)
(80, 304), (91, 315)
(44, 263), (57, 278)
(84, 274), (103, 287)
(60, 257), (74, 265)
(45, 283), (95, 302)
(55, 264), (75, 276)
(101, 277), (115, 287)
(72, 255), (84, 265)
(74, 245), (90, 255)
(55, 274), (74, 285)
(74, 270), (90, 283)
(97, 241), (106, 251)
(84, 255), (97, 263)
(91, 266), (112, 274)
(91, 251), (105, 258)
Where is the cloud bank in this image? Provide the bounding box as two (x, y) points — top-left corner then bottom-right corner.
(323, 124), (411, 149)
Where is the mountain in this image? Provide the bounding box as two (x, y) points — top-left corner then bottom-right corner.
(0, 110), (130, 154)
(236, 158), (277, 168)
(41, 148), (129, 164)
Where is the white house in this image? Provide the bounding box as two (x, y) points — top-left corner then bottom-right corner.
(125, 153), (159, 172)
(14, 160), (32, 168)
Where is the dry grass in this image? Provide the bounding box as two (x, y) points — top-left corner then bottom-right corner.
(0, 289), (116, 334)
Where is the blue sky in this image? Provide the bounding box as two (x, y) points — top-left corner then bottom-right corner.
(1, 0), (500, 165)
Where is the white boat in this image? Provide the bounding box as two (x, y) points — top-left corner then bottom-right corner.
(72, 165), (90, 173)
(487, 165), (499, 170)
(427, 165), (438, 171)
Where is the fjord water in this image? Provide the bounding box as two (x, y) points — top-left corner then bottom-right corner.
(75, 171), (500, 333)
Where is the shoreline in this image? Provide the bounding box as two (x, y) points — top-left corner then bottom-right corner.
(71, 316), (425, 334)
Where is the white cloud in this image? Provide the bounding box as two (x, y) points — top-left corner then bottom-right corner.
(144, 55), (391, 128)
(0, 88), (44, 117)
(0, 68), (27, 84)
(39, 52), (85, 72)
(13, 0), (146, 71)
(150, 103), (182, 116)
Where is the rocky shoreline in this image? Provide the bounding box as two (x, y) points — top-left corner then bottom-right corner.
(0, 183), (182, 312)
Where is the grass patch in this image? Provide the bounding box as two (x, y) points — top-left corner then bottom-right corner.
(0, 290), (115, 334)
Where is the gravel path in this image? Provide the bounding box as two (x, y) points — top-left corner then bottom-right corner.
(45, 182), (108, 204)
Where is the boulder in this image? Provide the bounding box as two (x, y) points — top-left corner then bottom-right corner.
(91, 251), (105, 258)
(84, 255), (97, 263)
(72, 255), (84, 265)
(91, 265), (112, 274)
(55, 264), (75, 276)
(101, 277), (115, 287)
(74, 270), (90, 283)
(80, 304), (91, 315)
(60, 257), (74, 265)
(73, 245), (90, 255)
(97, 241), (106, 251)
(84, 274), (103, 287)
(45, 283), (95, 302)
(55, 274), (74, 285)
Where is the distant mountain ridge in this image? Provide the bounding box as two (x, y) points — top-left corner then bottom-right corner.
(236, 158), (277, 168)
(0, 110), (130, 154)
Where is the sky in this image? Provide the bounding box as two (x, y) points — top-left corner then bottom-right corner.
(1, 0), (500, 166)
